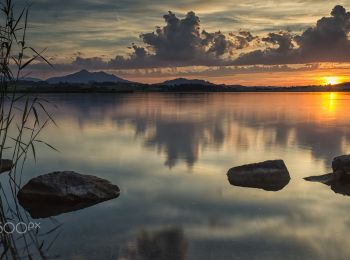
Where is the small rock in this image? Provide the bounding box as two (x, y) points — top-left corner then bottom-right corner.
(227, 160), (291, 191)
(18, 171), (120, 218)
(0, 159), (13, 173)
(304, 173), (350, 196)
(332, 155), (350, 180)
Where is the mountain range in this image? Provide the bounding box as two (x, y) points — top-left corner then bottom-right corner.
(17, 70), (350, 92)
(20, 70), (216, 86)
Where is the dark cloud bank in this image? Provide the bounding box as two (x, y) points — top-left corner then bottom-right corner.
(73, 11), (256, 69)
(235, 5), (350, 65)
(41, 5), (350, 70)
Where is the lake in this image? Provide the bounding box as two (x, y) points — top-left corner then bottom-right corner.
(9, 92), (350, 259)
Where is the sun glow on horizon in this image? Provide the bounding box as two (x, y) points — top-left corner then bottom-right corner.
(322, 76), (341, 86)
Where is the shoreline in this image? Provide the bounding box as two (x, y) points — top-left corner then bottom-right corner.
(13, 81), (350, 94)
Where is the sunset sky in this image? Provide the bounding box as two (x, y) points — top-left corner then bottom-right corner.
(19, 0), (350, 86)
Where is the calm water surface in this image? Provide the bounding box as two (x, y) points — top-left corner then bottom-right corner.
(10, 93), (350, 259)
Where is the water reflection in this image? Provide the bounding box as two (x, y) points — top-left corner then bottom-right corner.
(28, 93), (350, 259)
(19, 195), (121, 219)
(48, 93), (350, 168)
(122, 227), (188, 260)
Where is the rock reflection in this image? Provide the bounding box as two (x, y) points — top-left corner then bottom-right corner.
(19, 198), (120, 219)
(123, 227), (188, 260)
(0, 159), (12, 173)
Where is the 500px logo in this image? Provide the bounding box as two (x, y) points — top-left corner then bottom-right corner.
(0, 222), (41, 234)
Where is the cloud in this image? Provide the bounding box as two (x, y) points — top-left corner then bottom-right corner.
(111, 11), (237, 68)
(234, 31), (298, 65)
(141, 11), (203, 61)
(235, 5), (350, 65)
(111, 64), (319, 79)
(72, 11), (257, 69)
(72, 56), (106, 68)
(201, 30), (235, 57)
(234, 31), (258, 49)
(295, 5), (350, 62)
(25, 4), (350, 74)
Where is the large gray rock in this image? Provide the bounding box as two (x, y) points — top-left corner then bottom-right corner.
(227, 160), (291, 191)
(18, 171), (120, 218)
(0, 159), (13, 173)
(332, 155), (350, 180)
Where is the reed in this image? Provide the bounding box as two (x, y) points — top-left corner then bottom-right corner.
(0, 0), (59, 258)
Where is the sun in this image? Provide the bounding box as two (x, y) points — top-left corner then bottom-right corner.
(323, 76), (340, 86)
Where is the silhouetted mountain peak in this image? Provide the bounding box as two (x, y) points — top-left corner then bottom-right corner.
(78, 69), (89, 74)
(46, 70), (130, 84)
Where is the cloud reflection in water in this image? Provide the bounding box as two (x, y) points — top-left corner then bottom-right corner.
(28, 93), (350, 259)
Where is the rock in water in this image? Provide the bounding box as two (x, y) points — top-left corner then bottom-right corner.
(304, 173), (350, 196)
(305, 154), (350, 197)
(332, 155), (350, 180)
(227, 160), (291, 191)
(17, 171), (120, 218)
(0, 159), (13, 173)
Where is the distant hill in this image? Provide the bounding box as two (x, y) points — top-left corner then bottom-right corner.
(19, 77), (43, 82)
(46, 69), (130, 84)
(161, 78), (213, 86)
(334, 82), (350, 88)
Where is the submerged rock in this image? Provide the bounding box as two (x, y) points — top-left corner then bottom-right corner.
(305, 173), (350, 197)
(18, 171), (120, 218)
(332, 154), (350, 180)
(227, 160), (291, 191)
(0, 159), (13, 173)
